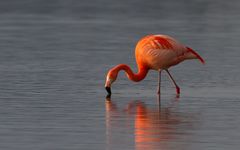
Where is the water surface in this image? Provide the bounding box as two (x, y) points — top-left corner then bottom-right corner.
(0, 0), (240, 149)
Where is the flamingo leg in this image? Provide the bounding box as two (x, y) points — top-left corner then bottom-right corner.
(165, 69), (180, 95)
(157, 70), (162, 94)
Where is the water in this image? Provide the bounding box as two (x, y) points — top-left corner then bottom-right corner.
(0, 0), (240, 149)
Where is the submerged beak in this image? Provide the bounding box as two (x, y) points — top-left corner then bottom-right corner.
(105, 86), (112, 97)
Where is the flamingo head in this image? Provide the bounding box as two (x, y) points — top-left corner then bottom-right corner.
(105, 71), (117, 97)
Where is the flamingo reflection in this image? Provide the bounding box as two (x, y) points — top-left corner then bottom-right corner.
(105, 98), (184, 150)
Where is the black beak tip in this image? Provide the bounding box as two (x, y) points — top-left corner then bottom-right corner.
(105, 86), (111, 97)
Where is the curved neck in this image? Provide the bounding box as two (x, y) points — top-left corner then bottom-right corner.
(110, 64), (149, 82)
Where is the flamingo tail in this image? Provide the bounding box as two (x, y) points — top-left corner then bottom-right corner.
(186, 47), (205, 64)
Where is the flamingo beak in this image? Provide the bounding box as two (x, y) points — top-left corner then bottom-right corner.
(105, 86), (111, 97)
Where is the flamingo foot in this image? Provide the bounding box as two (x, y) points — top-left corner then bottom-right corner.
(176, 86), (180, 95)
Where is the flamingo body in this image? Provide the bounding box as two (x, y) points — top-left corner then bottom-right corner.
(135, 34), (204, 70)
(105, 34), (205, 97)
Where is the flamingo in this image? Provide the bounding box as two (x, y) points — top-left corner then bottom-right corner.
(105, 34), (205, 97)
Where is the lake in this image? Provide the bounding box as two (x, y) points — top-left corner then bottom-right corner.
(0, 0), (240, 149)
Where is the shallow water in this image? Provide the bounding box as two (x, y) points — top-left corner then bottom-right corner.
(0, 0), (240, 149)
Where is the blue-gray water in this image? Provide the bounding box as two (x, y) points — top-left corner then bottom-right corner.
(0, 0), (240, 149)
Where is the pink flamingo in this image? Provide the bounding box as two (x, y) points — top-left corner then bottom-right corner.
(105, 34), (205, 97)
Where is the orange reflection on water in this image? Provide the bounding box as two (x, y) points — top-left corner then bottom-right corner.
(105, 98), (183, 150)
(134, 101), (180, 150)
